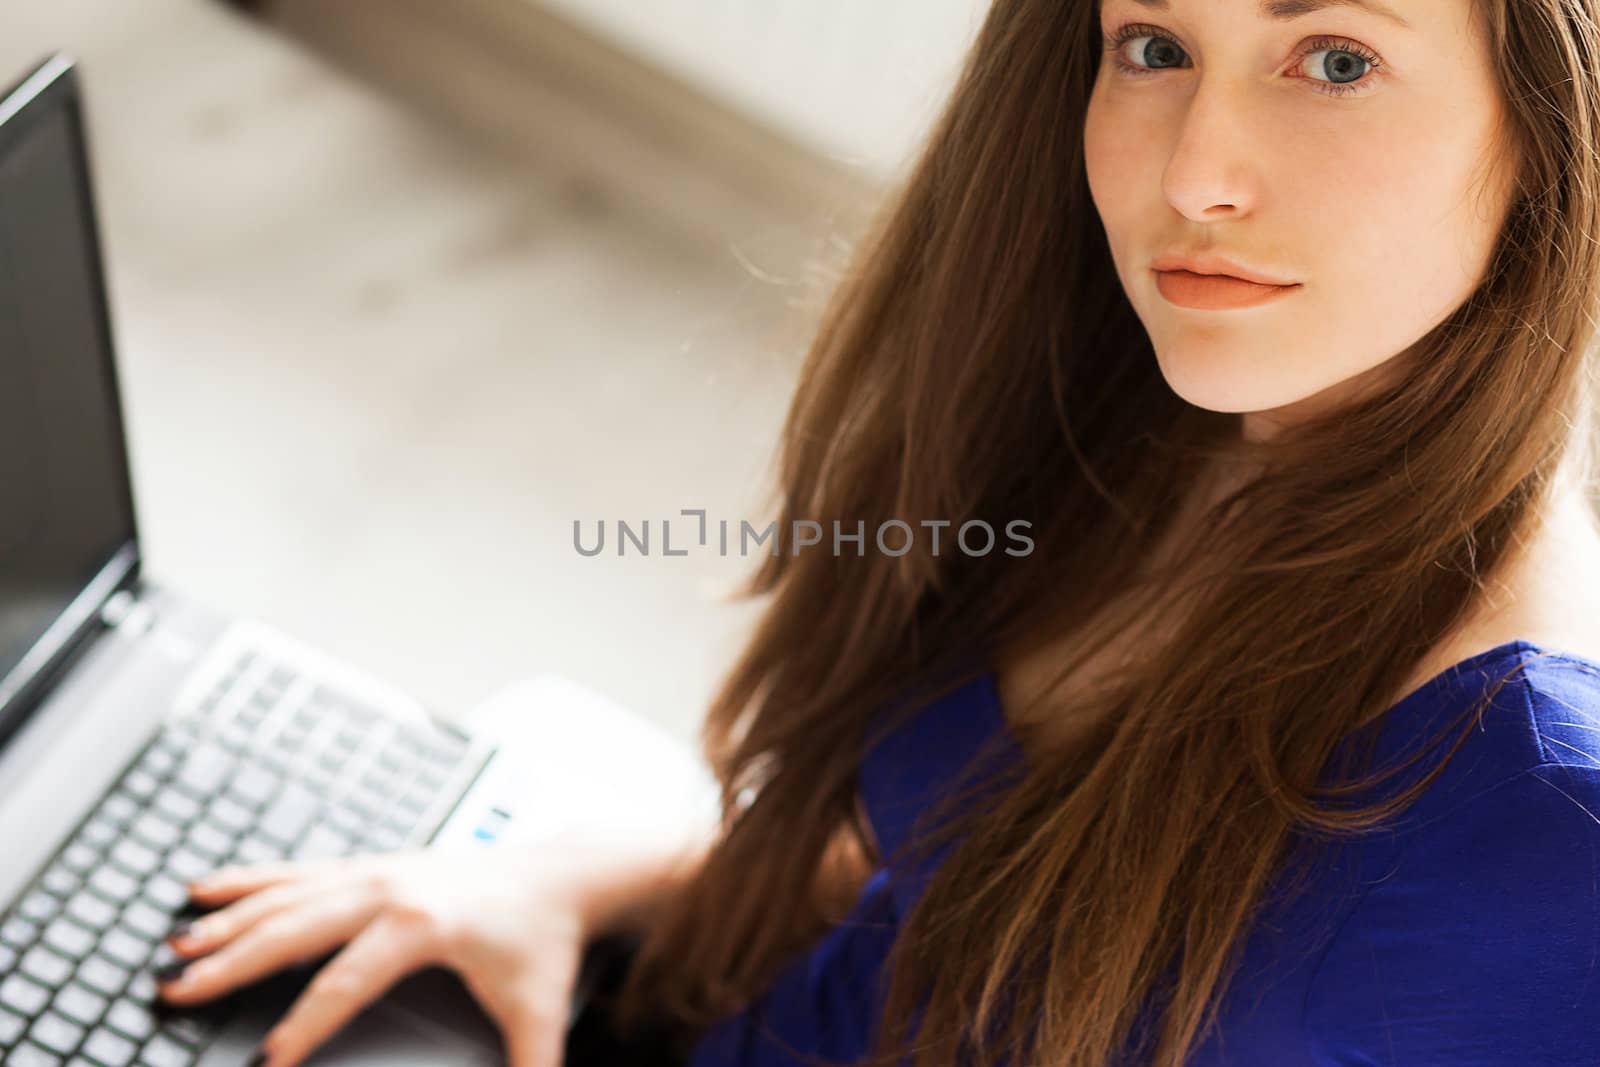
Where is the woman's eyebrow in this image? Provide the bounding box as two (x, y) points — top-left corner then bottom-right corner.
(1125, 0), (1413, 31)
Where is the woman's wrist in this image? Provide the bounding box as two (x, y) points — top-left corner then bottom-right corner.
(555, 819), (718, 943)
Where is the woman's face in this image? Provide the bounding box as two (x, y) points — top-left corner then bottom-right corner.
(1083, 0), (1520, 442)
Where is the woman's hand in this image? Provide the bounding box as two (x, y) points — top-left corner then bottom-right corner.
(155, 841), (601, 1067)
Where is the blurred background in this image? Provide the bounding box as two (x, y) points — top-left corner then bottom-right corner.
(0, 0), (987, 743)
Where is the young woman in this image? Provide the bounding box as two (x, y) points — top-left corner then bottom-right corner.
(155, 0), (1600, 1064)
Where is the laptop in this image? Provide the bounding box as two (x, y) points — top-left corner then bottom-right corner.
(0, 52), (633, 1066)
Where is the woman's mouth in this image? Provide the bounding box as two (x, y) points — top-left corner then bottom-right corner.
(1153, 269), (1301, 311)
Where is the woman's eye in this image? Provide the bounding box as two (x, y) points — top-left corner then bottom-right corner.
(1103, 27), (1381, 97)
(1108, 32), (1187, 72)
(1297, 46), (1375, 91)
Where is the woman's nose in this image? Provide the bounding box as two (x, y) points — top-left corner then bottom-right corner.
(1159, 80), (1265, 221)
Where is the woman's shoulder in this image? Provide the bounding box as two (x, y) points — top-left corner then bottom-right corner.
(1382, 492), (1600, 786)
(1521, 643), (1600, 767)
(1303, 761), (1600, 1061)
(1353, 638), (1600, 822)
(1303, 659), (1600, 1062)
(857, 667), (1018, 905)
(858, 668), (1013, 824)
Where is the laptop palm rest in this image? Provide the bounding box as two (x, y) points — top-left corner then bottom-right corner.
(194, 965), (503, 1066)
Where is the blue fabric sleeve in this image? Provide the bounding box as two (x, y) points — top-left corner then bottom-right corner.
(1304, 761), (1600, 1064)
(684, 868), (901, 1066)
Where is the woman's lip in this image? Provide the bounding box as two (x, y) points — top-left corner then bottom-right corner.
(1153, 269), (1301, 311)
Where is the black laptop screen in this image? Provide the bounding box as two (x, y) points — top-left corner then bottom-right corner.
(0, 83), (138, 712)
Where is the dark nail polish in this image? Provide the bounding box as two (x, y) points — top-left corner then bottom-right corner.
(169, 919), (193, 941)
(153, 959), (188, 983)
(247, 1045), (269, 1066)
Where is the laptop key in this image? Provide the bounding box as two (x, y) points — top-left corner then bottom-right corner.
(258, 782), (319, 847)
(98, 928), (149, 971)
(292, 822), (353, 861)
(103, 997), (155, 1041)
(117, 902), (171, 945)
(9, 1042), (65, 1067)
(383, 806), (421, 838)
(82, 1027), (138, 1066)
(18, 890), (58, 925)
(136, 743), (178, 778)
(151, 788), (201, 827)
(139, 876), (187, 915)
(124, 971), (157, 1004)
(41, 866), (81, 898)
(27, 1010), (84, 1056)
(157, 1013), (213, 1047)
(230, 836), (285, 866)
(65, 893), (118, 933)
(357, 771), (396, 806)
(60, 843), (98, 875)
(20, 945), (74, 988)
(80, 817), (120, 850)
(214, 723), (253, 755)
(109, 839), (162, 880)
(51, 982), (108, 1028)
(101, 793), (140, 827)
(163, 848), (214, 885)
(121, 769), (160, 803)
(262, 666), (295, 697)
(173, 744), (233, 801)
(183, 821), (232, 862)
(225, 764), (280, 810)
(41, 917), (96, 961)
(76, 955), (130, 999)
(273, 723), (311, 755)
(398, 785), (433, 816)
(138, 1032), (196, 1067)
(129, 813), (183, 852)
(324, 803), (365, 839)
(87, 866), (140, 905)
(0, 1004), (27, 1043)
(199, 795), (251, 836)
(0, 971), (52, 1016)
(0, 1004), (27, 1049)
(336, 792), (375, 824)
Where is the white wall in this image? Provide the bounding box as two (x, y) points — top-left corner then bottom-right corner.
(534, 0), (991, 179)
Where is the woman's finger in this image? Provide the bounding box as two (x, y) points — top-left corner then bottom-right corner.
(186, 854), (371, 904)
(252, 911), (434, 1067)
(457, 926), (583, 1067)
(157, 889), (380, 1006)
(497, 970), (578, 1067)
(163, 879), (320, 961)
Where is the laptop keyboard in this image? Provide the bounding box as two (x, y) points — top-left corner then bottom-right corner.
(0, 644), (484, 1067)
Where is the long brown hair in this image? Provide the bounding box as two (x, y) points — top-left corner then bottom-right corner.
(608, 1), (1600, 1063)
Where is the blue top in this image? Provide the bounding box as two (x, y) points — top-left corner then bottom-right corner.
(684, 640), (1600, 1065)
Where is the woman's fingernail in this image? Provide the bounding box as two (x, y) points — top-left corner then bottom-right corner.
(153, 959), (189, 984)
(169, 919), (196, 942)
(247, 1043), (270, 1065)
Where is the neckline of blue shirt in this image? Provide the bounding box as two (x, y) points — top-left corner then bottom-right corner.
(862, 637), (1600, 889)
(972, 636), (1600, 761)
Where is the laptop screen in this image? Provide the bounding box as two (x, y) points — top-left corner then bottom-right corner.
(0, 65), (138, 727)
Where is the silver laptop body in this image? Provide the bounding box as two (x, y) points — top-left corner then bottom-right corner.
(0, 52), (612, 1067)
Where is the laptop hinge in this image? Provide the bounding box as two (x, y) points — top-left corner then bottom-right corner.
(0, 543), (141, 732)
(98, 584), (158, 636)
